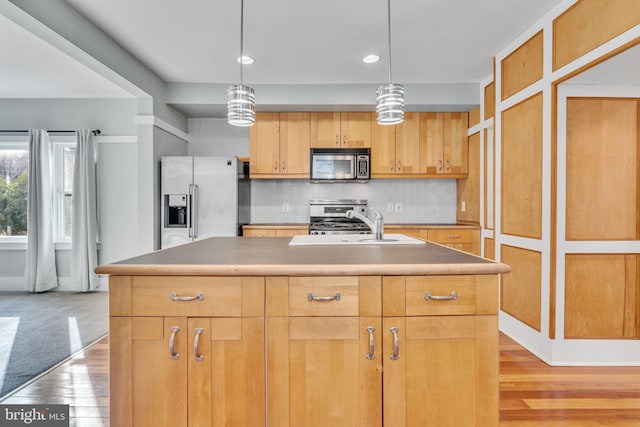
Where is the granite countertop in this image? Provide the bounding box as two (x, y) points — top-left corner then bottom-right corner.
(95, 236), (509, 277)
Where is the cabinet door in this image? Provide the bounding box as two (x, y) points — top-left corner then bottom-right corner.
(371, 119), (396, 174)
(131, 317), (188, 427)
(267, 316), (382, 427)
(383, 316), (498, 427)
(250, 112), (280, 175)
(188, 317), (265, 427)
(419, 112), (444, 174)
(395, 112), (420, 174)
(442, 112), (468, 174)
(310, 112), (341, 147)
(341, 112), (371, 147)
(280, 112), (310, 175)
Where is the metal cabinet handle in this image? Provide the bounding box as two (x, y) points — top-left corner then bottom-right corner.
(282, 160), (286, 171)
(307, 292), (341, 302)
(397, 160), (401, 171)
(335, 135), (339, 146)
(390, 327), (400, 360)
(170, 292), (204, 302)
(343, 135), (347, 146)
(424, 291), (458, 301)
(438, 160), (443, 171)
(446, 160), (451, 171)
(169, 326), (180, 360)
(366, 326), (375, 360)
(390, 160), (394, 172)
(274, 161), (278, 171)
(193, 327), (204, 361)
(192, 184), (199, 238)
(187, 185), (193, 238)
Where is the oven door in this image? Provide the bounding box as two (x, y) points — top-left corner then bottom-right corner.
(311, 154), (355, 181)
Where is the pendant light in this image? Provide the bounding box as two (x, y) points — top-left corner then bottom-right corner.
(228, 0), (255, 127)
(376, 0), (404, 125)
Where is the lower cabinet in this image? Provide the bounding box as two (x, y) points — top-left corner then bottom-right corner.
(110, 274), (498, 426)
(115, 316), (265, 427)
(267, 316), (382, 427)
(382, 316), (498, 426)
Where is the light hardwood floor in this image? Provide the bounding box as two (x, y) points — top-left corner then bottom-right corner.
(2, 334), (640, 426)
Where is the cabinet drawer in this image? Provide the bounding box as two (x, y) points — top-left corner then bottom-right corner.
(426, 229), (477, 244)
(131, 276), (243, 317)
(289, 277), (359, 316)
(406, 276), (476, 315)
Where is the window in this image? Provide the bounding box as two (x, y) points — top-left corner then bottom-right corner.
(0, 143), (28, 237)
(0, 139), (76, 242)
(55, 143), (75, 240)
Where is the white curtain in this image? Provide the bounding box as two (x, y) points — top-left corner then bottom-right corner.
(71, 129), (99, 292)
(25, 130), (58, 293)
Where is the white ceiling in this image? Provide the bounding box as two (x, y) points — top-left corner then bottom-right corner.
(2, 0), (638, 108)
(0, 13), (132, 98)
(62, 0), (563, 85)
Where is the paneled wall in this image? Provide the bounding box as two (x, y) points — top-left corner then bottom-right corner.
(487, 0), (640, 364)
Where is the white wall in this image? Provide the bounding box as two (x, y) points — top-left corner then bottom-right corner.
(0, 98), (140, 290)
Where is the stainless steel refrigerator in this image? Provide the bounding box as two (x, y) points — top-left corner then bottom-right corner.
(161, 156), (249, 248)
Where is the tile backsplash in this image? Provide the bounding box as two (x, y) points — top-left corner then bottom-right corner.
(250, 179), (457, 224)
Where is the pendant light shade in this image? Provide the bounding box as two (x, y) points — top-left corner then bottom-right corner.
(376, 0), (404, 125)
(228, 0), (255, 127)
(228, 84), (255, 126)
(376, 83), (404, 125)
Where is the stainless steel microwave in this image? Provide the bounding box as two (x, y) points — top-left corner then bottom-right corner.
(310, 148), (370, 182)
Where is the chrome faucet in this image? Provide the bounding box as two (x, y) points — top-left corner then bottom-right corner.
(346, 207), (384, 241)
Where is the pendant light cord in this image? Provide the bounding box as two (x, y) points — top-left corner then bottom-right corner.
(386, 0), (393, 84)
(240, 0), (245, 85)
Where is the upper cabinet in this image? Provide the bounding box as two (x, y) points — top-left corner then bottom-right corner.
(310, 112), (371, 148)
(251, 111), (470, 179)
(371, 112), (420, 176)
(250, 112), (310, 178)
(421, 112), (469, 177)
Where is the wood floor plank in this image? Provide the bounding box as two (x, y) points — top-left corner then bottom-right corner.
(1, 333), (639, 426)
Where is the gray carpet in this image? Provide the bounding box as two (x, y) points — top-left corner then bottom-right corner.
(0, 291), (108, 399)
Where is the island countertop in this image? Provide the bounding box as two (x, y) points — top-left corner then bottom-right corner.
(95, 236), (510, 276)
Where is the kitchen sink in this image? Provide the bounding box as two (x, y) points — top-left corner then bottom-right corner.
(289, 233), (426, 246)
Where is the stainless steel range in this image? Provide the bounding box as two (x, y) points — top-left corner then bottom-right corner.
(309, 199), (372, 235)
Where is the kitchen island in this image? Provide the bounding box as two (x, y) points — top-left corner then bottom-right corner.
(96, 236), (510, 427)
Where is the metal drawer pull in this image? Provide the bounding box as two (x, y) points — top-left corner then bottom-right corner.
(390, 327), (400, 360)
(447, 235), (461, 239)
(366, 326), (375, 360)
(169, 326), (180, 360)
(424, 291), (458, 301)
(193, 327), (204, 361)
(170, 292), (204, 302)
(307, 292), (341, 302)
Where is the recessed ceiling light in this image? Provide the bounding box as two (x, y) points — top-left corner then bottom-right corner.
(237, 56), (254, 65)
(362, 54), (380, 64)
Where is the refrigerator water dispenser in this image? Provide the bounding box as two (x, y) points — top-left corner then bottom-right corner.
(165, 194), (188, 228)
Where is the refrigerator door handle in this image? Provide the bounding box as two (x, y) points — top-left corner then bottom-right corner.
(193, 184), (199, 239)
(188, 184), (193, 238)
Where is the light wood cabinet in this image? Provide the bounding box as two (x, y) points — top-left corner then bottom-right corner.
(371, 112), (420, 176)
(420, 112), (469, 176)
(243, 225), (308, 237)
(110, 276), (265, 427)
(311, 112), (371, 148)
(110, 272), (498, 426)
(250, 112), (310, 178)
(383, 225), (481, 256)
(382, 275), (498, 427)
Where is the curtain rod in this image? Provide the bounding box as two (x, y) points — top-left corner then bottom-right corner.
(0, 129), (101, 135)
